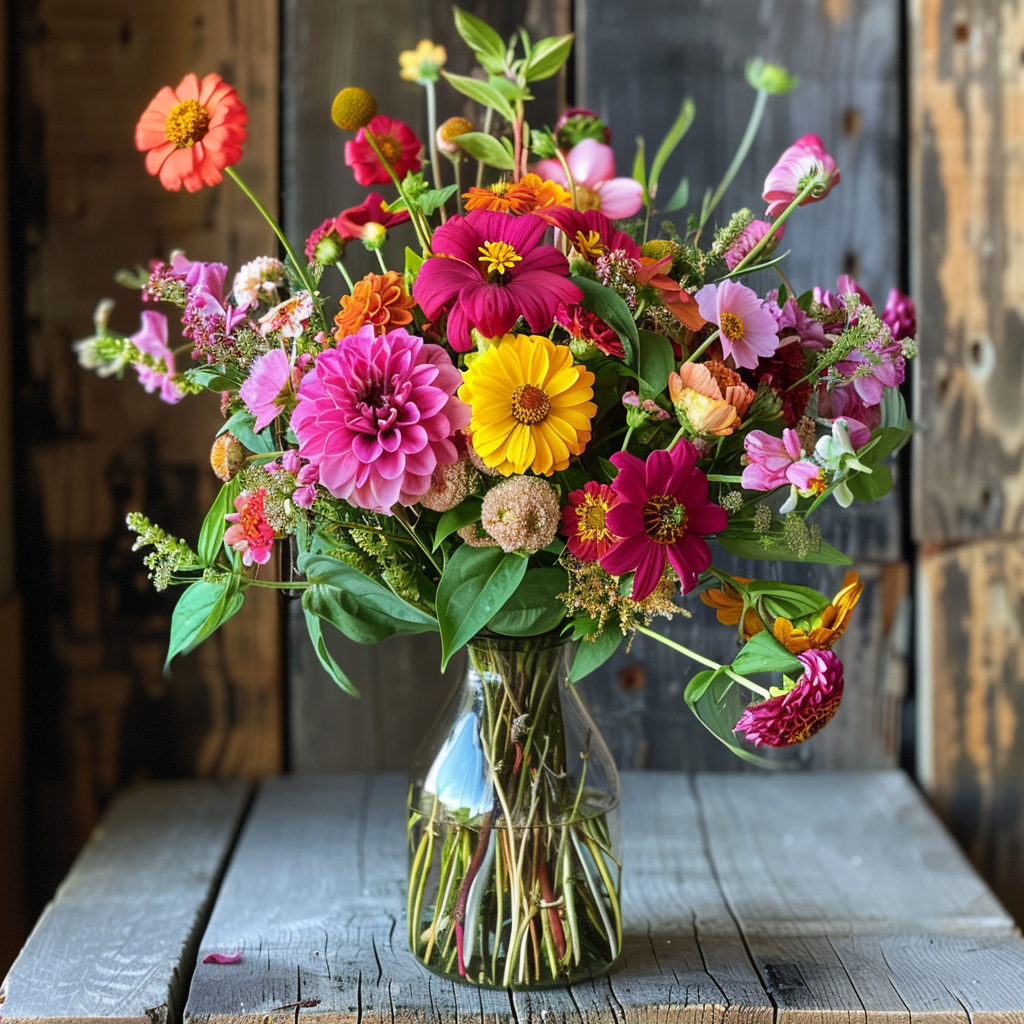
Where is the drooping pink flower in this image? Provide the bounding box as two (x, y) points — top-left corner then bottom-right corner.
(537, 207), (641, 262)
(291, 324), (471, 513)
(182, 260), (250, 363)
(304, 218), (344, 265)
(336, 192), (410, 241)
(768, 294), (827, 349)
(833, 332), (906, 406)
(239, 348), (292, 431)
(224, 488), (275, 566)
(600, 442), (727, 600)
(694, 280), (779, 370)
(561, 481), (619, 562)
(813, 274), (871, 317)
(734, 649), (844, 747)
(534, 138), (644, 219)
(413, 210), (581, 352)
(881, 287), (916, 341)
(723, 219), (784, 270)
(763, 133), (840, 220)
(345, 115), (422, 187)
(741, 429), (822, 494)
(131, 310), (183, 405)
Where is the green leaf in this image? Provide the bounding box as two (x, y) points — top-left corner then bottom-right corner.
(858, 426), (907, 464)
(572, 275), (639, 366)
(298, 552), (437, 644)
(648, 98), (695, 200)
(730, 631), (804, 677)
(568, 626), (621, 684)
(433, 497), (483, 551)
(631, 136), (647, 197)
(454, 131), (517, 170)
(488, 567), (568, 637)
(637, 329), (676, 398)
(522, 33), (574, 81)
(452, 6), (508, 75)
(716, 522), (852, 565)
(197, 479), (240, 566)
(662, 176), (689, 213)
(165, 578), (243, 671)
(442, 72), (515, 122)
(418, 185), (459, 216)
(745, 581), (830, 620)
(847, 463), (893, 502)
(405, 246), (425, 276)
(435, 545), (527, 669)
(302, 603), (358, 695)
(186, 364), (243, 392)
(879, 387), (908, 432)
(218, 409), (273, 453)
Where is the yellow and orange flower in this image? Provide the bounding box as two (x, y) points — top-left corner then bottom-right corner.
(669, 360), (757, 436)
(463, 173), (572, 215)
(333, 271), (415, 339)
(398, 40), (447, 83)
(700, 577), (764, 638)
(773, 571), (863, 653)
(458, 334), (596, 476)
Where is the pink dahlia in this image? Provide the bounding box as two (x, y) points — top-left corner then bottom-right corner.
(741, 429), (822, 493)
(291, 323), (470, 513)
(600, 442), (727, 600)
(224, 488), (275, 567)
(345, 115), (422, 187)
(534, 138), (643, 219)
(723, 219), (783, 270)
(336, 191), (410, 241)
(694, 280), (780, 370)
(734, 649), (844, 747)
(763, 133), (840, 220)
(131, 310), (183, 405)
(239, 348), (293, 431)
(413, 210), (581, 352)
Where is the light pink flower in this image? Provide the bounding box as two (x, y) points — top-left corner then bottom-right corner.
(763, 133), (839, 220)
(224, 488), (275, 567)
(694, 280), (779, 370)
(239, 348), (292, 431)
(131, 310), (183, 405)
(534, 138), (644, 219)
(741, 429), (822, 494)
(291, 324), (471, 514)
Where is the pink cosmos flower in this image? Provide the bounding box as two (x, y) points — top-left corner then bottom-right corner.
(345, 115), (422, 187)
(763, 133), (840, 220)
(291, 323), (471, 514)
(131, 310), (183, 405)
(741, 429), (822, 493)
(336, 192), (410, 241)
(239, 348), (292, 431)
(600, 442), (728, 600)
(224, 488), (275, 567)
(881, 287), (916, 341)
(534, 138), (644, 219)
(694, 280), (780, 370)
(734, 649), (844, 747)
(413, 210), (581, 352)
(723, 219), (783, 270)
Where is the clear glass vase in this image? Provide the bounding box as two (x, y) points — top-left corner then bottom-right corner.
(407, 633), (622, 989)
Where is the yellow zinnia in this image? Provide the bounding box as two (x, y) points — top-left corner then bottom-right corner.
(459, 334), (596, 476)
(773, 571), (864, 653)
(398, 40), (447, 82)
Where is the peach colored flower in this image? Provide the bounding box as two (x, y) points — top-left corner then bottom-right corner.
(773, 571), (863, 653)
(668, 361), (755, 436)
(700, 577), (764, 638)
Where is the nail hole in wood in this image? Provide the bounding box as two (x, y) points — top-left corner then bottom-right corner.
(843, 251), (861, 278)
(937, 374), (951, 398)
(617, 664), (646, 692)
(842, 108), (862, 137)
(119, 20), (131, 46)
(954, 20), (969, 43)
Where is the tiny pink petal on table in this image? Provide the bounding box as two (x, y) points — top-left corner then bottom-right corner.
(202, 950), (243, 964)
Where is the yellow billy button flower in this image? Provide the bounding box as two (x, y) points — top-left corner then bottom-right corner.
(398, 39), (447, 83)
(331, 87), (377, 131)
(458, 334), (597, 476)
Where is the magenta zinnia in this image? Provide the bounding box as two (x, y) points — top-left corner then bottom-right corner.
(600, 442), (728, 600)
(734, 649), (845, 747)
(291, 323), (470, 514)
(413, 210), (581, 352)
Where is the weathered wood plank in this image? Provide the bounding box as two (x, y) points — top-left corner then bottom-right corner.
(0, 781), (250, 1024)
(917, 539), (1024, 928)
(15, 0), (284, 908)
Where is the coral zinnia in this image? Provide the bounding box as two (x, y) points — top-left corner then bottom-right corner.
(734, 648), (844, 747)
(336, 192), (410, 241)
(414, 211), (581, 353)
(561, 481), (619, 561)
(224, 489), (275, 567)
(135, 73), (247, 193)
(700, 577), (764, 638)
(539, 207), (641, 263)
(345, 115), (422, 187)
(694, 280), (779, 370)
(458, 333), (596, 476)
(600, 442), (727, 600)
(462, 173), (572, 215)
(669, 361), (754, 437)
(773, 571), (863, 653)
(291, 324), (470, 514)
(334, 271), (416, 339)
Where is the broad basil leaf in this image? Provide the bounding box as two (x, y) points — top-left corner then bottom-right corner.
(197, 479), (240, 566)
(730, 631), (804, 677)
(165, 577), (243, 671)
(302, 601), (358, 695)
(637, 329), (676, 398)
(433, 497), (483, 551)
(568, 626), (621, 684)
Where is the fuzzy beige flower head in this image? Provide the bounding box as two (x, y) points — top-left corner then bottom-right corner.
(480, 476), (559, 554)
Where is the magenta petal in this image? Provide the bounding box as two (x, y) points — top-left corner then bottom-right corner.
(685, 502), (728, 534)
(599, 532), (650, 576)
(203, 951), (243, 965)
(630, 543), (667, 601)
(667, 534), (711, 593)
(413, 257), (480, 319)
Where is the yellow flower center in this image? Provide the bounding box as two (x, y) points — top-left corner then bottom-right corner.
(573, 185), (601, 211)
(719, 311), (745, 342)
(574, 229), (606, 262)
(373, 133), (401, 165)
(478, 240), (522, 276)
(642, 493), (688, 544)
(165, 99), (210, 149)
(510, 383), (551, 425)
(576, 496), (612, 542)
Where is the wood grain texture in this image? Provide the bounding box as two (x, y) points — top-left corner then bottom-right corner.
(0, 781), (250, 1024)
(185, 772), (1024, 1024)
(917, 539), (1024, 928)
(14, 0), (283, 909)
(910, 0), (1024, 544)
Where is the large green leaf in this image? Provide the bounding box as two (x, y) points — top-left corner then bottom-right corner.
(847, 463), (893, 502)
(165, 577), (243, 671)
(433, 497), (483, 551)
(745, 581), (830, 620)
(302, 603), (358, 695)
(730, 631), (803, 677)
(454, 131), (516, 171)
(522, 33), (574, 82)
(568, 626), (621, 683)
(637, 329), (676, 398)
(435, 546), (527, 669)
(571, 275), (639, 367)
(452, 6), (507, 74)
(488, 567), (568, 637)
(442, 72), (515, 122)
(197, 479), (240, 566)
(716, 522), (852, 565)
(218, 409), (274, 454)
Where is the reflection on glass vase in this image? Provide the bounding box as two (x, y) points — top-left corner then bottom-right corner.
(407, 633), (622, 989)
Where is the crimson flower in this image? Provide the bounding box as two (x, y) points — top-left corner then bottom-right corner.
(538, 207), (640, 263)
(345, 115), (422, 187)
(413, 210), (581, 352)
(599, 442), (727, 600)
(336, 192), (410, 240)
(561, 481), (619, 561)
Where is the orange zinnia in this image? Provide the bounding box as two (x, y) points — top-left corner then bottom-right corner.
(135, 73), (247, 193)
(700, 577), (764, 638)
(463, 173), (571, 214)
(333, 271), (415, 339)
(773, 571), (863, 653)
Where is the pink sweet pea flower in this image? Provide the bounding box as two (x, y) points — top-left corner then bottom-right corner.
(741, 429), (824, 507)
(534, 138), (644, 220)
(131, 310), (183, 405)
(881, 287), (916, 341)
(763, 133), (839, 220)
(694, 280), (779, 370)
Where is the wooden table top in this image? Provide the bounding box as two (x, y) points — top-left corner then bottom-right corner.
(3, 771), (1023, 1024)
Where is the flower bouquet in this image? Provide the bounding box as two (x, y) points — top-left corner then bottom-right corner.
(76, 7), (916, 990)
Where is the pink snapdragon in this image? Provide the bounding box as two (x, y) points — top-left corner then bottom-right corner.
(534, 138), (644, 219)
(763, 133), (839, 220)
(131, 310), (183, 405)
(694, 280), (779, 370)
(723, 219), (783, 270)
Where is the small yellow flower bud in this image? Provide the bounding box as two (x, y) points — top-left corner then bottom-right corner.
(331, 87), (377, 132)
(640, 239), (679, 261)
(210, 432), (244, 482)
(437, 116), (475, 157)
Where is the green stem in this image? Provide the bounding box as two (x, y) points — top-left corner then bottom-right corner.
(620, 425), (635, 452)
(685, 328), (720, 364)
(707, 474), (743, 483)
(392, 506), (442, 574)
(363, 132), (433, 253)
(335, 260), (355, 292)
(373, 247), (389, 273)
(425, 79), (442, 197)
(728, 175), (820, 276)
(476, 108), (493, 188)
(554, 148), (578, 212)
(244, 578), (312, 590)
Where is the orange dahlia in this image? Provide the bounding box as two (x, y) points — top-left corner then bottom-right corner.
(333, 271), (416, 339)
(463, 173), (572, 215)
(135, 73), (247, 192)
